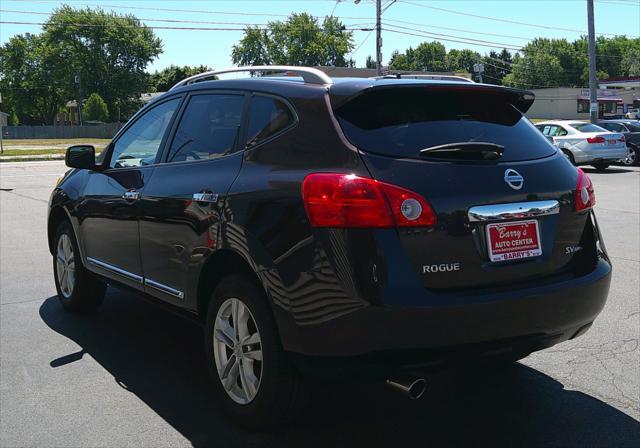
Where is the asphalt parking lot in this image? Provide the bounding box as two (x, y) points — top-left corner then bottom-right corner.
(1, 161), (638, 447)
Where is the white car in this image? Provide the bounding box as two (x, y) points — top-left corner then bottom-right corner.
(626, 108), (640, 119)
(535, 120), (627, 170)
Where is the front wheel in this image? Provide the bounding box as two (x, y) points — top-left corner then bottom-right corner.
(204, 274), (308, 429)
(53, 221), (106, 313)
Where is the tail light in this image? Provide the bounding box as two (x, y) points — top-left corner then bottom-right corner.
(575, 168), (595, 212)
(586, 136), (606, 144)
(302, 173), (436, 228)
(619, 136), (626, 143)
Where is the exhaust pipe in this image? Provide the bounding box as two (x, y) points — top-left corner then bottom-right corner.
(386, 375), (426, 400)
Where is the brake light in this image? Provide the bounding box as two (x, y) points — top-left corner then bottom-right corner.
(587, 136), (605, 144)
(619, 135), (626, 143)
(302, 173), (436, 228)
(575, 168), (595, 212)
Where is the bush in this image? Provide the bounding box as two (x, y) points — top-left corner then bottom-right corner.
(83, 93), (109, 122)
(9, 112), (19, 126)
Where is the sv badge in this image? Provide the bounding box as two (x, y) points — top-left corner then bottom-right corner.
(565, 245), (583, 254)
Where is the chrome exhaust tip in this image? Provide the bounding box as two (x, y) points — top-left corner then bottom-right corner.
(386, 376), (426, 400)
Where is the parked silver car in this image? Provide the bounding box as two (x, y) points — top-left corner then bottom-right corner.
(535, 120), (627, 170)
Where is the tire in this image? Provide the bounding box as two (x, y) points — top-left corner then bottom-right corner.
(204, 274), (307, 429)
(561, 149), (576, 165)
(53, 220), (106, 313)
(622, 144), (639, 166)
(592, 162), (610, 171)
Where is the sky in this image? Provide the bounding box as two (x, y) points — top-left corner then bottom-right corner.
(1, 0), (639, 73)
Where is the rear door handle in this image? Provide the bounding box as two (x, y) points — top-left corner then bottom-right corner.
(122, 190), (140, 201)
(192, 192), (218, 203)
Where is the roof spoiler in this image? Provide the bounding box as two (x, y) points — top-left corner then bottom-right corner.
(330, 83), (536, 113)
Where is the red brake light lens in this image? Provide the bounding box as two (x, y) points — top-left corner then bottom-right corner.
(302, 173), (436, 228)
(575, 168), (595, 212)
(587, 136), (606, 144)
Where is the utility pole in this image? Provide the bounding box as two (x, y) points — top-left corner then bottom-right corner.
(587, 0), (598, 123)
(376, 0), (382, 76)
(75, 73), (84, 126)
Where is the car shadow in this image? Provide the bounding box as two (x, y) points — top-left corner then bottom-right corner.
(39, 290), (640, 448)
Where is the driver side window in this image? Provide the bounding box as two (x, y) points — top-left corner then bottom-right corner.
(110, 98), (181, 169)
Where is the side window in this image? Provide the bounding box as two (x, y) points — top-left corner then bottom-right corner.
(246, 96), (295, 147)
(168, 94), (244, 162)
(603, 123), (624, 132)
(110, 98), (180, 169)
(555, 126), (568, 136)
(541, 125), (553, 136)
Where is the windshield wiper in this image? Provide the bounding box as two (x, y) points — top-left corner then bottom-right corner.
(419, 142), (504, 161)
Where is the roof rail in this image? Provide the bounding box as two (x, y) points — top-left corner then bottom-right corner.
(373, 74), (475, 83)
(170, 65), (333, 90)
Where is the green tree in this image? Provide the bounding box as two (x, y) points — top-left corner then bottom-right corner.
(9, 111), (19, 126)
(482, 49), (512, 85)
(622, 47), (640, 77)
(149, 65), (212, 92)
(365, 55), (376, 69)
(388, 41), (447, 71)
(0, 33), (68, 124)
(232, 13), (354, 66)
(1, 6), (162, 123)
(445, 49), (480, 73)
(84, 93), (109, 122)
(503, 52), (564, 89)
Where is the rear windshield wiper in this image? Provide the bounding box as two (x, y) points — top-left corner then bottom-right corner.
(419, 142), (505, 161)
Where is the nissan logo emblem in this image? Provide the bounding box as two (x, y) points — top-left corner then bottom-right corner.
(504, 169), (524, 190)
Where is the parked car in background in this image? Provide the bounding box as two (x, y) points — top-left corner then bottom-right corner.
(625, 108), (640, 119)
(535, 120), (627, 170)
(596, 119), (640, 166)
(48, 67), (612, 428)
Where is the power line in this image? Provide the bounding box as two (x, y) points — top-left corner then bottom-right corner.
(397, 0), (624, 37)
(383, 22), (524, 50)
(383, 27), (522, 51)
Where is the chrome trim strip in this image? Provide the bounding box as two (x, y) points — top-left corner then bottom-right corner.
(468, 200), (560, 222)
(144, 278), (185, 299)
(86, 257), (143, 284)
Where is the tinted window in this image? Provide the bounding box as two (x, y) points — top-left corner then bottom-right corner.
(572, 123), (607, 133)
(167, 94), (243, 163)
(335, 88), (556, 162)
(625, 121), (640, 132)
(110, 98), (180, 168)
(246, 96), (295, 147)
(600, 123), (625, 132)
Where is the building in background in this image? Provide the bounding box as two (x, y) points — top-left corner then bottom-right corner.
(526, 77), (640, 120)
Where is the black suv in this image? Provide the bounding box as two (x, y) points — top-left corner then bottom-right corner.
(596, 119), (640, 166)
(48, 66), (611, 428)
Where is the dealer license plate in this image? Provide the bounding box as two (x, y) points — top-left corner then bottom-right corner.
(486, 219), (542, 262)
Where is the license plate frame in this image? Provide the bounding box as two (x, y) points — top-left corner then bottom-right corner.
(485, 219), (542, 262)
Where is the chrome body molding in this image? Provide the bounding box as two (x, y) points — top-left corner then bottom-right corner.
(144, 278), (185, 299)
(468, 200), (560, 222)
(86, 257), (143, 284)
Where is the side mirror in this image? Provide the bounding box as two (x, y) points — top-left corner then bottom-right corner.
(65, 145), (96, 169)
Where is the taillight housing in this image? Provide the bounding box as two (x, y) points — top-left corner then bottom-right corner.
(587, 136), (605, 144)
(619, 135), (626, 143)
(301, 173), (436, 228)
(575, 168), (595, 212)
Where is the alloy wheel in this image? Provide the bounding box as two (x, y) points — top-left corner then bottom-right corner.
(623, 147), (636, 166)
(56, 234), (75, 298)
(213, 298), (263, 404)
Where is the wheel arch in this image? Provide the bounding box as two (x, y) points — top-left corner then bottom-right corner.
(196, 249), (270, 321)
(47, 205), (73, 255)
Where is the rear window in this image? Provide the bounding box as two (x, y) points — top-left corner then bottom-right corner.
(572, 123), (607, 133)
(335, 87), (556, 162)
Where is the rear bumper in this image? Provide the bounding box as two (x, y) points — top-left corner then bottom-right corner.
(573, 146), (628, 164)
(275, 257), (611, 361)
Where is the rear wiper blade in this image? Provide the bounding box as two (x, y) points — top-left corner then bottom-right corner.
(419, 142), (505, 160)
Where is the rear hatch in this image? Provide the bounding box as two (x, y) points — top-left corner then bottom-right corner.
(332, 83), (594, 291)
